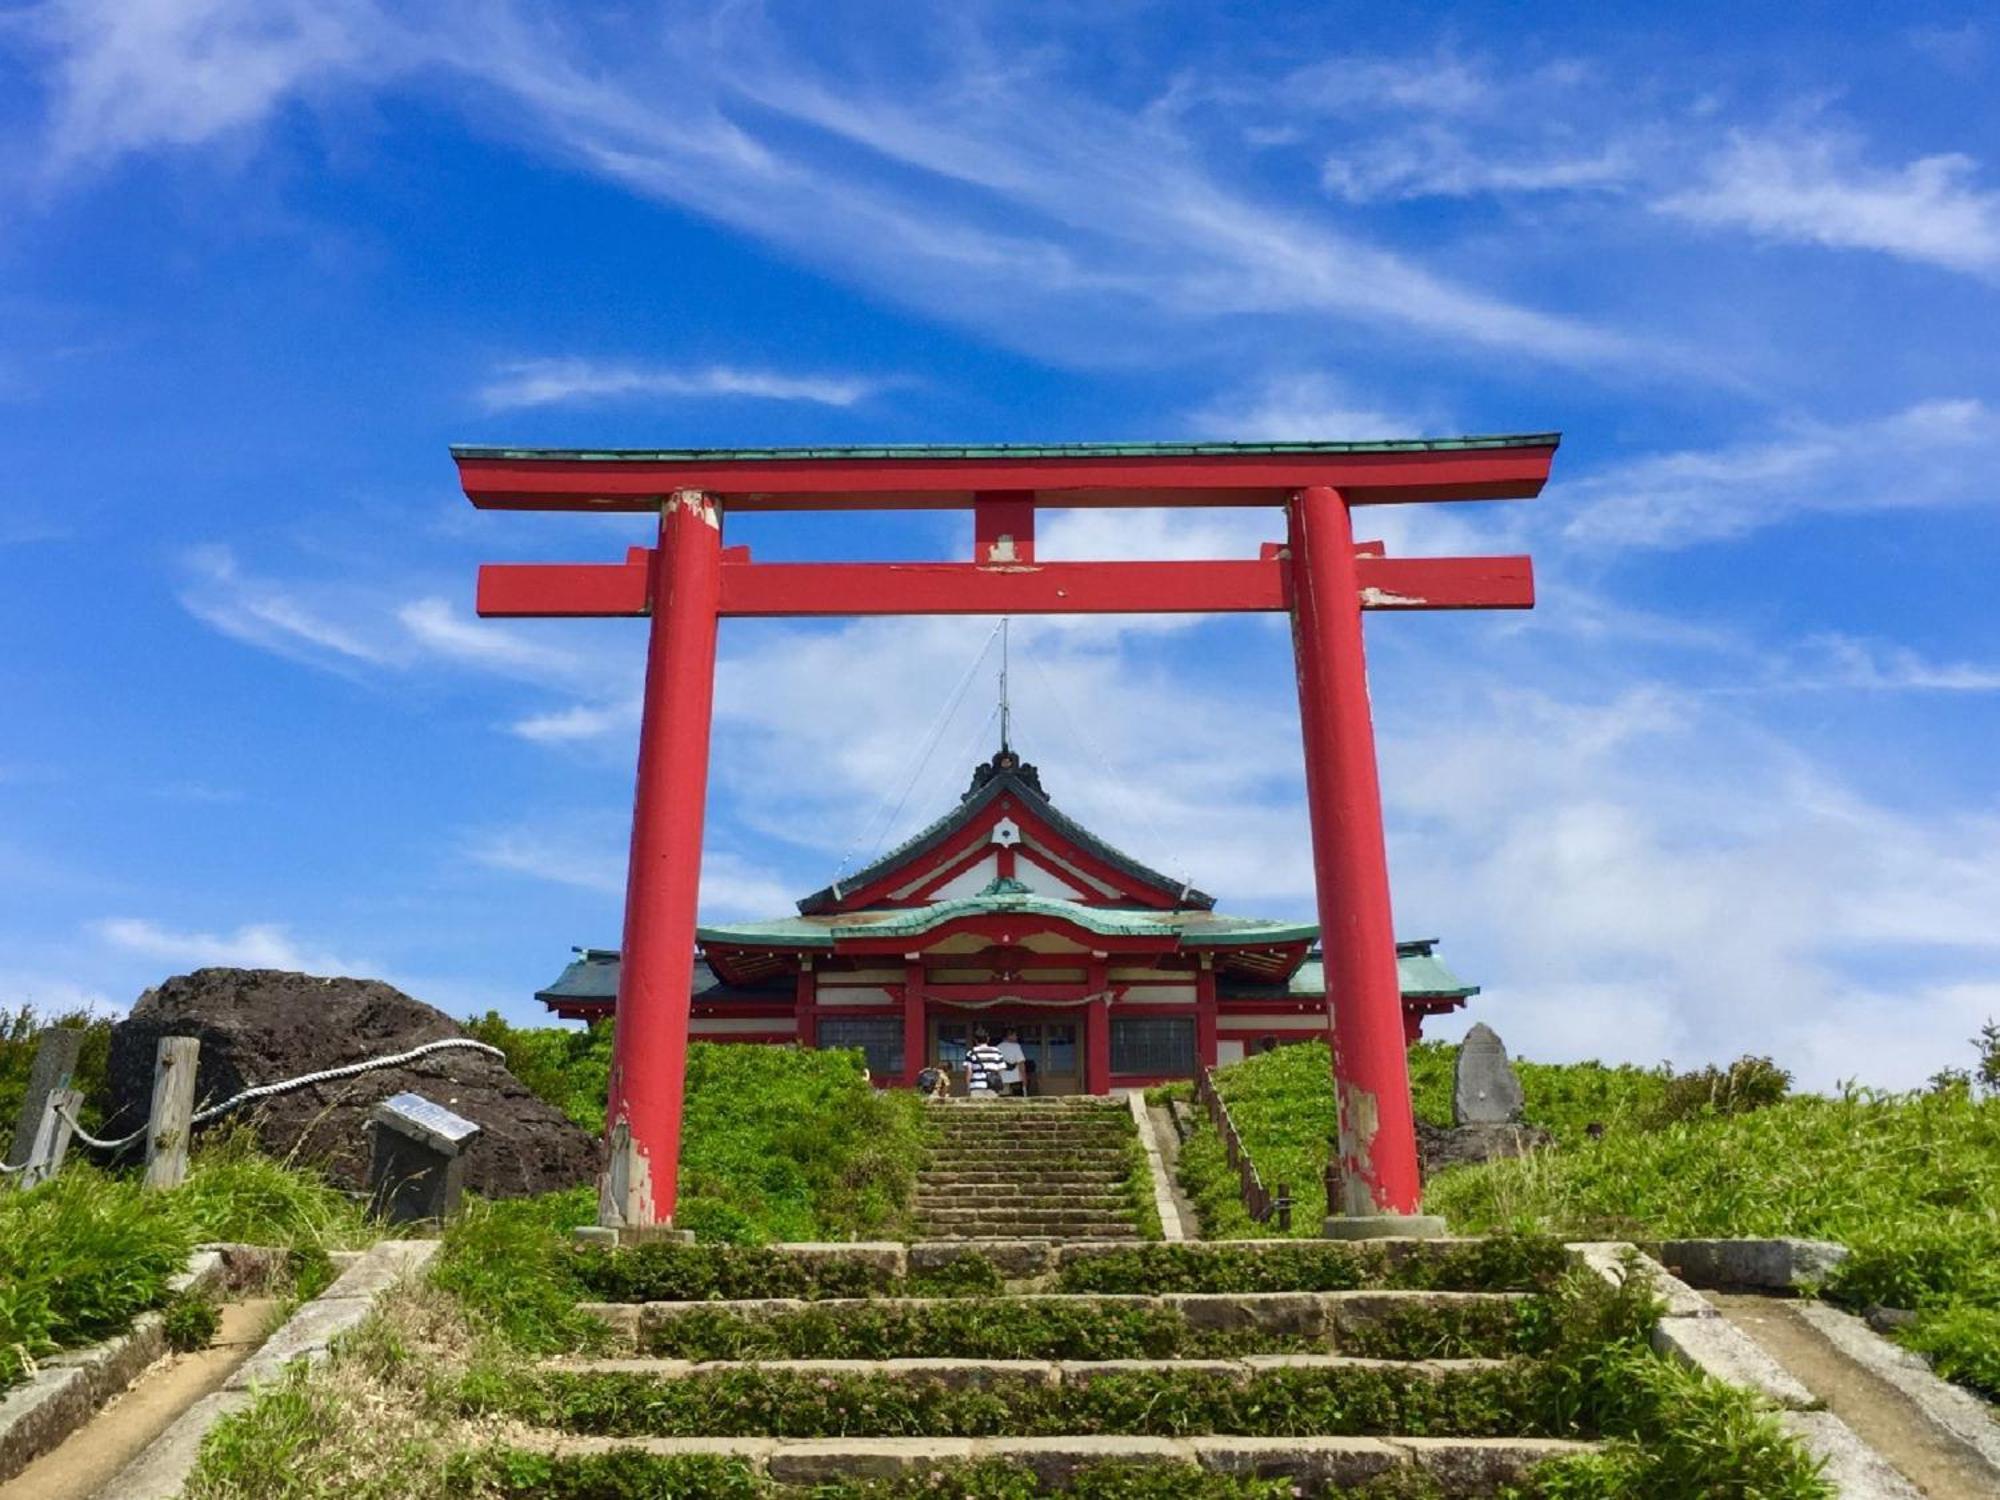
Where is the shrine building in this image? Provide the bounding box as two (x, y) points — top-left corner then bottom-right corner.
(533, 747), (1477, 1094)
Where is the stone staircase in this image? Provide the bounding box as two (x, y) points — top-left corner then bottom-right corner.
(913, 1097), (1141, 1241)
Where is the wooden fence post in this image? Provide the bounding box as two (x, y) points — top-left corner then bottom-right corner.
(144, 1037), (200, 1191)
(17, 1087), (82, 1189)
(7, 1026), (84, 1175)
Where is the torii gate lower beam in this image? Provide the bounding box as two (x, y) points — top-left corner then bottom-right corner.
(459, 438), (1556, 1234)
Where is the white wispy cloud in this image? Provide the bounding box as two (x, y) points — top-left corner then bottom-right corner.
(1660, 131), (2000, 275)
(1322, 130), (1630, 203)
(1792, 636), (2000, 693)
(463, 819), (793, 919)
(1558, 398), (2000, 549)
(478, 358), (888, 412)
(20, 2), (1627, 368)
(177, 545), (390, 669)
(91, 916), (372, 976)
(29, 0), (395, 171)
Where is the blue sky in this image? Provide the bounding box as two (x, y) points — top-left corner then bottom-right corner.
(3, 1), (1998, 1088)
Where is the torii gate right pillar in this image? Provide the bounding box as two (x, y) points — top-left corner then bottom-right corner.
(1288, 485), (1430, 1225)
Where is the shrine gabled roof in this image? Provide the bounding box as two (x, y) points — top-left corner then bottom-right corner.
(700, 886), (1313, 949)
(451, 436), (1560, 464)
(795, 751), (1213, 915)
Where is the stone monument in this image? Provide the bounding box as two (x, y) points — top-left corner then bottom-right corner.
(1453, 1022), (1526, 1125)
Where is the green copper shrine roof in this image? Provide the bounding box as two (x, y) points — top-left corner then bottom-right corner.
(799, 751), (1213, 915)
(698, 890), (1317, 949)
(451, 435), (1560, 464)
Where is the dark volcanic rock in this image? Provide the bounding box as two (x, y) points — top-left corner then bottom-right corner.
(1417, 1119), (1552, 1178)
(106, 968), (597, 1198)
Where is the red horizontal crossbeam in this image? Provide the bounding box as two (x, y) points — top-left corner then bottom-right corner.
(456, 445), (1556, 512)
(477, 552), (1532, 619)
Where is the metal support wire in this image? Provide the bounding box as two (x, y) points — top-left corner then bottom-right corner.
(830, 619), (1006, 888)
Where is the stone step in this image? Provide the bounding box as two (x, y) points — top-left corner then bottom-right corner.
(916, 1208), (1136, 1216)
(920, 1175), (1126, 1189)
(932, 1124), (1130, 1136)
(583, 1290), (1531, 1342)
(544, 1354), (1511, 1385)
(494, 1430), (1595, 1492)
(920, 1160), (1128, 1168)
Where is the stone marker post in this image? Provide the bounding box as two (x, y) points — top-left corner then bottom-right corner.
(368, 1091), (481, 1224)
(144, 1036), (201, 1191)
(1453, 1022), (1526, 1126)
(7, 1026), (84, 1174)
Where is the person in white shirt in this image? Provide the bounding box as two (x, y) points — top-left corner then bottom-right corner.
(997, 1029), (1028, 1097)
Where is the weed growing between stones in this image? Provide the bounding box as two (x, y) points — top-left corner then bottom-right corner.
(635, 1300), (1328, 1361)
(1055, 1234), (1568, 1296)
(163, 1289), (223, 1352)
(575, 1243), (900, 1303)
(1122, 1127), (1166, 1240)
(471, 1363), (1544, 1440)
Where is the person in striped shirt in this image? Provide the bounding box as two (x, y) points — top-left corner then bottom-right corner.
(963, 1030), (1008, 1096)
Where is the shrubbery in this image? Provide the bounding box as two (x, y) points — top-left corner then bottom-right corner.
(460, 1022), (930, 1246)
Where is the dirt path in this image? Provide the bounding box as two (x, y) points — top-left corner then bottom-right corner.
(1709, 1293), (2000, 1498)
(1146, 1101), (1202, 1237)
(0, 1298), (282, 1500)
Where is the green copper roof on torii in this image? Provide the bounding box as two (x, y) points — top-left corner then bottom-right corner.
(450, 434), (1561, 463)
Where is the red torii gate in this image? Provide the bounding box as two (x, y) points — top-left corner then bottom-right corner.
(458, 437), (1555, 1234)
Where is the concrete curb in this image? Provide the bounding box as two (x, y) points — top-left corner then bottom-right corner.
(95, 1239), (440, 1500)
(1778, 1412), (1924, 1500)
(1660, 1238), (1850, 1291)
(1124, 1090), (1187, 1241)
(0, 1243), (283, 1485)
(495, 1430), (1596, 1490)
(1565, 1242), (1944, 1498)
(1789, 1301), (2000, 1481)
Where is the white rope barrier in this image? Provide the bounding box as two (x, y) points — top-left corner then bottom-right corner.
(57, 1037), (506, 1155)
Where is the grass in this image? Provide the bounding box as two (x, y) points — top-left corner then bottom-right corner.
(463, 1022), (930, 1246)
(0, 1129), (372, 1389)
(1174, 1036), (2000, 1402)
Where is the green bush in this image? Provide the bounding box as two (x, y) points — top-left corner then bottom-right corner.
(463, 1011), (613, 1131)
(1649, 1055), (1792, 1125)
(0, 1005), (115, 1135)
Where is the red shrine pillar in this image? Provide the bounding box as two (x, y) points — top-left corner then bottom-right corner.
(1287, 485), (1424, 1220)
(603, 490), (722, 1231)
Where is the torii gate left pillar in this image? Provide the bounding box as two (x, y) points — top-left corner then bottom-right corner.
(459, 436), (1558, 1236)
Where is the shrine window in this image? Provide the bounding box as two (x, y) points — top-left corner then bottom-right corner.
(1110, 1016), (1195, 1076)
(817, 1017), (904, 1077)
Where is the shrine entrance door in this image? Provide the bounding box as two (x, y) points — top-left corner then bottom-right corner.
(931, 1016), (1085, 1096)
